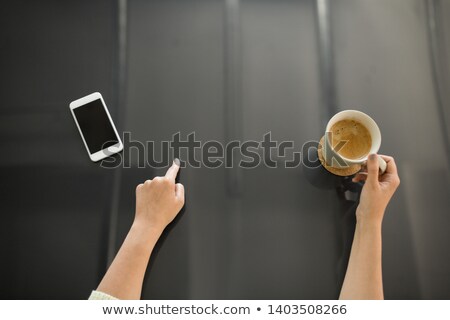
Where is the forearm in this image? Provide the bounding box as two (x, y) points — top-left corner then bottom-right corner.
(97, 222), (162, 299)
(339, 216), (384, 300)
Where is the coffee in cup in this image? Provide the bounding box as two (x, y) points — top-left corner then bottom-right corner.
(330, 119), (372, 160)
(323, 110), (387, 174)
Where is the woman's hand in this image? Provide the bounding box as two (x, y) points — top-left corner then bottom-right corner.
(134, 159), (185, 233)
(95, 159), (185, 300)
(352, 154), (400, 225)
(339, 154), (399, 300)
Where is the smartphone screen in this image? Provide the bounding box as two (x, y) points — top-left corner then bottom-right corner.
(72, 99), (119, 154)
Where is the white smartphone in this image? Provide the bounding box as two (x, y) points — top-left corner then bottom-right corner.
(69, 92), (123, 162)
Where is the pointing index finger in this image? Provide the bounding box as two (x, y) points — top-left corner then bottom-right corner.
(165, 158), (180, 181)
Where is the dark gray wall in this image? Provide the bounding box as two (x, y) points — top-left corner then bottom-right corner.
(0, 0), (118, 298)
(1, 0), (449, 299)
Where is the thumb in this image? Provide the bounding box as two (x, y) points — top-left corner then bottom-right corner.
(366, 154), (380, 187)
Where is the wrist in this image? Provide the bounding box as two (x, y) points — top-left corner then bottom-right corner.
(131, 219), (164, 241)
(133, 211), (168, 232)
(356, 206), (384, 226)
(355, 214), (383, 232)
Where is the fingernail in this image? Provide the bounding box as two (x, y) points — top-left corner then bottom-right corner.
(369, 154), (377, 161)
(174, 158), (180, 166)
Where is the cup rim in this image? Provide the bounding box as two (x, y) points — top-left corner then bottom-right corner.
(325, 109), (381, 164)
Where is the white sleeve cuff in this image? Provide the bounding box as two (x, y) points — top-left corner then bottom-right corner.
(88, 290), (119, 300)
